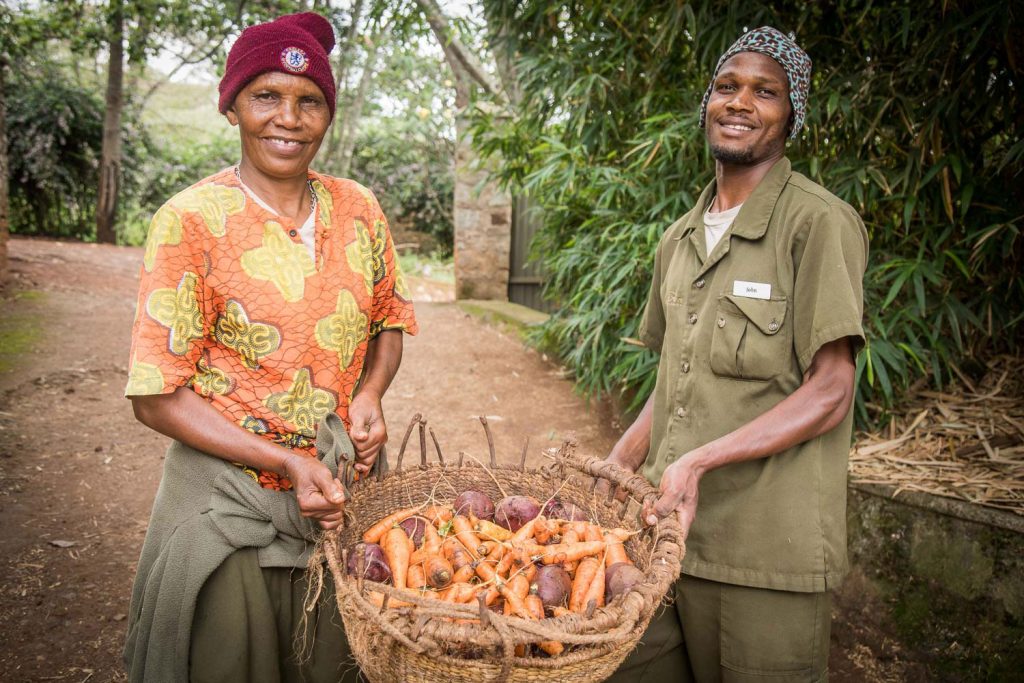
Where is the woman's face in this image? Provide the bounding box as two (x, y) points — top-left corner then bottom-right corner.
(226, 71), (331, 182)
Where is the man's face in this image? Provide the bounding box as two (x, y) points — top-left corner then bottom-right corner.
(705, 52), (792, 166)
(226, 71), (331, 181)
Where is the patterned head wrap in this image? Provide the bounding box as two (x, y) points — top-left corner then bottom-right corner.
(698, 26), (812, 139)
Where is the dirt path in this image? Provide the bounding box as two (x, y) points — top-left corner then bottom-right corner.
(0, 237), (923, 682)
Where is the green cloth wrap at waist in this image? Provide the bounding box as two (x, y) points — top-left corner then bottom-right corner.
(123, 413), (355, 683)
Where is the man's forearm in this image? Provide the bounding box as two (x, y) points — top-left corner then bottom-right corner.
(609, 394), (656, 471)
(131, 387), (295, 475)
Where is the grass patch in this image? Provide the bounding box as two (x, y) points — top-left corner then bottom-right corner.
(0, 290), (45, 373)
(398, 251), (454, 283)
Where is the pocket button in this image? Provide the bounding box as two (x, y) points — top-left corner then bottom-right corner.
(717, 317), (726, 328)
(687, 313), (698, 324)
(675, 407), (687, 418)
(681, 361), (690, 373)
(694, 279), (705, 289)
(768, 320), (779, 332)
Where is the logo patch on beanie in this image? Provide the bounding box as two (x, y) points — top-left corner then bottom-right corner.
(280, 47), (309, 73)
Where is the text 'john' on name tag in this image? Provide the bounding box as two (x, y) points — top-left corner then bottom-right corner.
(732, 280), (772, 300)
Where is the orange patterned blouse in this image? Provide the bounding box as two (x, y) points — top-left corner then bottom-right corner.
(125, 167), (418, 490)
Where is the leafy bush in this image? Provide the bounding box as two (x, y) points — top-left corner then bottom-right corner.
(348, 116), (455, 254)
(5, 64), (105, 240)
(474, 0), (1022, 425)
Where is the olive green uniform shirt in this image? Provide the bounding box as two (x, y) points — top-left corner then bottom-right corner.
(639, 157), (868, 592)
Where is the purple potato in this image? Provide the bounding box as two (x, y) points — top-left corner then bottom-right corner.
(454, 490), (495, 521)
(494, 495), (541, 531)
(605, 562), (644, 603)
(530, 565), (572, 614)
(542, 497), (588, 522)
(346, 542), (392, 583)
(399, 515), (429, 548)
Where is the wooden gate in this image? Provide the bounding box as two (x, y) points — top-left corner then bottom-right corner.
(508, 195), (553, 312)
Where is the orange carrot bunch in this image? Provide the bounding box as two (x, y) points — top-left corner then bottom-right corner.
(345, 494), (639, 658)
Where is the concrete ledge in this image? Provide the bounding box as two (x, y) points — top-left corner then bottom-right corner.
(851, 482), (1024, 534)
(457, 299), (550, 331)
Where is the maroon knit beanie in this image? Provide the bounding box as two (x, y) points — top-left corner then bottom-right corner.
(218, 12), (337, 119)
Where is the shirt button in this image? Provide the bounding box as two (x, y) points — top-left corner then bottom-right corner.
(687, 313), (698, 324)
(675, 407), (687, 418)
(694, 279), (705, 289)
(681, 361), (690, 373)
(768, 320), (779, 332)
(717, 317), (726, 328)
(289, 229), (298, 237)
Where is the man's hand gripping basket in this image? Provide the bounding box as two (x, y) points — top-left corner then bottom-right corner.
(324, 418), (684, 682)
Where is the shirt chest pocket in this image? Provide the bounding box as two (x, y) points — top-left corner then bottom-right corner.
(710, 294), (791, 381)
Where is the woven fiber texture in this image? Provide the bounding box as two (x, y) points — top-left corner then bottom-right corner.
(324, 425), (684, 683)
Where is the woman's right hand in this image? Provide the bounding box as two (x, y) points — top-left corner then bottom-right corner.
(283, 454), (347, 530)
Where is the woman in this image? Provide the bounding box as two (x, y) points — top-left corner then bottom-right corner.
(122, 12), (417, 682)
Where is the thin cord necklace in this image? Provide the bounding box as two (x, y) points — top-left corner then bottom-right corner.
(234, 166), (316, 216)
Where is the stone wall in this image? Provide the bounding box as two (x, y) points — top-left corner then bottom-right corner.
(453, 117), (511, 301)
(847, 483), (1024, 677)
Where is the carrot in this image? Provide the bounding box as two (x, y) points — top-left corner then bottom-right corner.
(363, 506), (422, 544)
(382, 526), (412, 590)
(583, 524), (603, 543)
(603, 532), (632, 567)
(407, 562), (427, 590)
(552, 606), (571, 618)
(425, 554), (454, 589)
(441, 582), (477, 603)
(366, 591), (411, 609)
(452, 564), (476, 584)
(498, 579), (533, 619)
(523, 540), (606, 565)
(534, 517), (561, 545)
(523, 562), (537, 583)
(582, 560), (606, 609)
(443, 538), (473, 571)
(482, 585), (501, 606)
(479, 540), (499, 557)
(506, 573), (530, 600)
(476, 519), (513, 542)
(569, 557), (600, 612)
(452, 515), (485, 559)
(495, 546), (516, 577)
(605, 527), (632, 543)
(561, 528), (580, 573)
(422, 505), (454, 525)
(510, 517), (540, 544)
(562, 521), (589, 538)
(525, 594), (565, 656)
(410, 523), (444, 565)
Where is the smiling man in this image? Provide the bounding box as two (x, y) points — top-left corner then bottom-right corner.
(606, 28), (868, 681)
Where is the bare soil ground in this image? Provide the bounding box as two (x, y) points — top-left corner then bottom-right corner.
(0, 237), (927, 682)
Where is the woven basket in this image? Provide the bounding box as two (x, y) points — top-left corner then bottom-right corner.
(324, 422), (684, 683)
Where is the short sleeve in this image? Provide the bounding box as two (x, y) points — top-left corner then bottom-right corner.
(124, 204), (211, 396)
(791, 203), (869, 373)
(638, 238), (667, 353)
(366, 198), (418, 338)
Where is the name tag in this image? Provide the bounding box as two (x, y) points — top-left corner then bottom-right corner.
(732, 280), (772, 300)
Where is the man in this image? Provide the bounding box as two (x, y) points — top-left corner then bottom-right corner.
(607, 27), (868, 681)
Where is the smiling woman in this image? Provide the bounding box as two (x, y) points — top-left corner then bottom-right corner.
(121, 11), (417, 683)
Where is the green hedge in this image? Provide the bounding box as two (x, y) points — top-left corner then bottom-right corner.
(473, 0), (1023, 425)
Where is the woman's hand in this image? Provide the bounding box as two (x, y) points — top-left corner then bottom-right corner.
(283, 454), (347, 530)
(348, 389), (387, 472)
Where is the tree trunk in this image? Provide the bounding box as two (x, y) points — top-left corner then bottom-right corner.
(0, 59), (9, 286)
(336, 35), (380, 178)
(323, 0), (366, 166)
(96, 0), (124, 244)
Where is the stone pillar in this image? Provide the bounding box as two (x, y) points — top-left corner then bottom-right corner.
(453, 114), (511, 301)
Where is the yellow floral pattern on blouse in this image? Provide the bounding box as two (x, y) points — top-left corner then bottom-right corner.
(214, 299), (281, 369)
(143, 206), (182, 273)
(265, 368), (338, 437)
(169, 184), (245, 238)
(315, 290), (368, 369)
(241, 220), (316, 302)
(146, 272), (204, 355)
